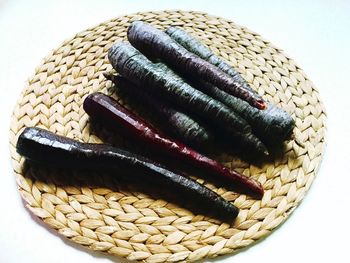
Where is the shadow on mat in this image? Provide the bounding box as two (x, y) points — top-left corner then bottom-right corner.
(23, 158), (235, 224)
(88, 120), (260, 199)
(108, 84), (285, 166)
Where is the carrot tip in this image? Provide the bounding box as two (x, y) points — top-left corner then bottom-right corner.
(252, 183), (264, 199)
(255, 190), (264, 199)
(255, 100), (267, 110)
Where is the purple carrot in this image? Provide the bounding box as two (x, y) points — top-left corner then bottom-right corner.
(127, 21), (266, 110)
(83, 92), (264, 198)
(17, 127), (239, 220)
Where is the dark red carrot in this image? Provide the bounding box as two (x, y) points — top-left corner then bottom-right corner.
(104, 73), (214, 147)
(83, 92), (264, 198)
(127, 21), (266, 110)
(17, 127), (239, 220)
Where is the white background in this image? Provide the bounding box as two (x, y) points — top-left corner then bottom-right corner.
(1, 0), (349, 262)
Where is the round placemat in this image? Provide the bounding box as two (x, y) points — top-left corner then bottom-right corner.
(9, 10), (326, 262)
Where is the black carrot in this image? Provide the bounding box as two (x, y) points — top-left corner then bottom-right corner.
(165, 27), (295, 143)
(166, 26), (255, 93)
(107, 43), (268, 156)
(17, 127), (239, 220)
(83, 92), (264, 198)
(107, 42), (253, 138)
(104, 73), (213, 147)
(192, 80), (295, 143)
(127, 21), (266, 110)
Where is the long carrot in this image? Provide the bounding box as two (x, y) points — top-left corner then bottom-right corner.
(166, 26), (255, 93)
(110, 74), (269, 158)
(17, 127), (239, 220)
(192, 80), (295, 143)
(127, 21), (266, 110)
(107, 42), (252, 137)
(104, 73), (214, 147)
(166, 27), (295, 143)
(83, 92), (264, 198)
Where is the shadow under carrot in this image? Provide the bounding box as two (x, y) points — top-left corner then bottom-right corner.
(23, 160), (234, 224)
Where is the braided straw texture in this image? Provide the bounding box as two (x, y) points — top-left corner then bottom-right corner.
(9, 10), (326, 262)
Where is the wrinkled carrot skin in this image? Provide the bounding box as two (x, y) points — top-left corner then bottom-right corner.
(84, 92), (264, 198)
(104, 73), (213, 147)
(17, 127), (239, 220)
(108, 42), (252, 137)
(166, 27), (295, 143)
(106, 45), (268, 156)
(192, 80), (295, 144)
(127, 21), (266, 110)
(166, 26), (256, 94)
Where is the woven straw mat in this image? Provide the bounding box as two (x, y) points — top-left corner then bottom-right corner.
(9, 10), (326, 263)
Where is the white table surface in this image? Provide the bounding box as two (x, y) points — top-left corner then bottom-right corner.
(1, 0), (349, 262)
